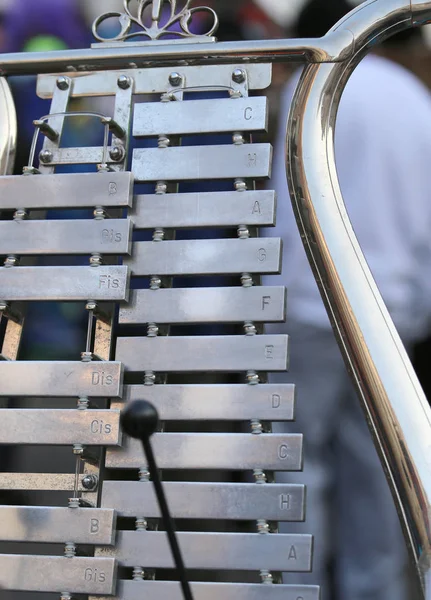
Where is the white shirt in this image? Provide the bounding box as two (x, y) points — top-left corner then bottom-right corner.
(265, 55), (431, 343)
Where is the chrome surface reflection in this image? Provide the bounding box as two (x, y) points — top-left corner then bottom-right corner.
(287, 0), (431, 596)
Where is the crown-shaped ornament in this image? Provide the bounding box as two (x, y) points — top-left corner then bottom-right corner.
(92, 0), (219, 42)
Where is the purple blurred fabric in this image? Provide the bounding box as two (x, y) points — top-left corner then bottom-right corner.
(4, 0), (89, 52)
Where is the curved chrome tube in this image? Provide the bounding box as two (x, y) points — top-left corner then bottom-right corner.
(0, 78), (16, 176)
(287, 0), (431, 596)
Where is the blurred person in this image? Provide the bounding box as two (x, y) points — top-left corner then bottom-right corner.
(264, 0), (431, 599)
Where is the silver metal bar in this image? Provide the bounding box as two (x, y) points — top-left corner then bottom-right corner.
(124, 239), (282, 277)
(0, 506), (116, 544)
(286, 0), (431, 595)
(97, 580), (320, 600)
(131, 190), (276, 229)
(119, 287), (286, 325)
(39, 145), (117, 166)
(0, 219), (132, 255)
(105, 433), (303, 470)
(133, 97), (268, 137)
(132, 144), (272, 181)
(0, 32), (356, 77)
(118, 383), (295, 421)
(0, 172), (133, 209)
(0, 409), (121, 445)
(99, 531), (312, 571)
(0, 361), (123, 397)
(0, 555), (116, 594)
(0, 473), (92, 491)
(0, 265), (130, 301)
(101, 481), (305, 521)
(115, 335), (289, 372)
(37, 64), (273, 98)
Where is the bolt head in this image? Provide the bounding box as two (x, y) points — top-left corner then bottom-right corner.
(82, 475), (98, 491)
(56, 76), (70, 91)
(169, 72), (182, 87)
(39, 149), (53, 164)
(109, 146), (125, 162)
(117, 75), (131, 90)
(232, 68), (246, 84)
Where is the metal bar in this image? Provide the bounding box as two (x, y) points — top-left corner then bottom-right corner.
(0, 473), (92, 491)
(133, 97), (268, 137)
(0, 265), (130, 301)
(96, 580), (320, 600)
(37, 64), (273, 98)
(124, 239), (282, 277)
(116, 383), (295, 421)
(131, 190), (276, 229)
(0, 32), (355, 77)
(0, 506), (116, 544)
(101, 481), (305, 521)
(132, 144), (272, 182)
(105, 433), (303, 470)
(0, 172), (133, 210)
(0, 555), (116, 594)
(0, 361), (123, 397)
(115, 335), (289, 372)
(98, 531), (312, 571)
(0, 219), (132, 255)
(119, 287), (286, 325)
(0, 409), (121, 445)
(37, 145), (117, 166)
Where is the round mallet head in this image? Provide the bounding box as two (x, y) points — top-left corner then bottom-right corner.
(120, 400), (159, 440)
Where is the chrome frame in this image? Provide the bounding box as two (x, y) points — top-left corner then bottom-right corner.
(1, 0), (431, 595)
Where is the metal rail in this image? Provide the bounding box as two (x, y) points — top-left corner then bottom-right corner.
(287, 0), (431, 597)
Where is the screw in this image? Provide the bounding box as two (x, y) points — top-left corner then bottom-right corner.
(235, 179), (248, 192)
(232, 68), (246, 84)
(144, 371), (156, 386)
(0, 301), (8, 312)
(257, 519), (270, 534)
(152, 228), (165, 242)
(133, 567), (145, 581)
(81, 474), (98, 491)
(254, 469), (267, 484)
(155, 181), (167, 195)
(56, 76), (70, 91)
(64, 543), (76, 558)
(39, 149), (53, 164)
(81, 352), (93, 363)
(247, 370), (260, 385)
(169, 72), (182, 87)
(13, 209), (27, 221)
(73, 444), (84, 456)
(93, 206), (107, 220)
(147, 322), (159, 337)
(109, 146), (125, 162)
(135, 517), (148, 531)
(251, 419), (263, 435)
(117, 75), (131, 89)
(90, 253), (103, 267)
(241, 273), (254, 288)
(260, 569), (273, 585)
(233, 132), (244, 145)
(238, 225), (250, 240)
(4, 256), (18, 268)
(150, 276), (162, 290)
(77, 397), (89, 410)
(139, 468), (151, 482)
